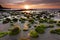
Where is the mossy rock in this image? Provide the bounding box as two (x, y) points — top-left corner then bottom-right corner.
(39, 19), (44, 23)
(50, 30), (56, 34)
(57, 23), (60, 26)
(48, 24), (54, 28)
(35, 24), (46, 34)
(12, 18), (18, 22)
(48, 19), (55, 24)
(2, 18), (11, 24)
(19, 18), (26, 23)
(9, 27), (21, 35)
(29, 30), (39, 38)
(27, 24), (31, 28)
(0, 32), (8, 38)
(2, 20), (9, 24)
(50, 29), (60, 35)
(28, 19), (35, 24)
(5, 18), (11, 22)
(23, 27), (29, 31)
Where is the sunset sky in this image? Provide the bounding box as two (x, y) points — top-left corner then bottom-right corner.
(0, 0), (60, 9)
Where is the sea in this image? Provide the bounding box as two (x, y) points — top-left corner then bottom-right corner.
(0, 9), (60, 40)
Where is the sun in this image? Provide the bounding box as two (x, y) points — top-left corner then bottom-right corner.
(24, 5), (30, 9)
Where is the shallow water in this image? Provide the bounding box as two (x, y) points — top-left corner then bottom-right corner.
(0, 20), (60, 40)
(0, 11), (60, 40)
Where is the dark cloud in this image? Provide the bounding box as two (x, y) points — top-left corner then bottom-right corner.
(0, 0), (60, 6)
(26, 0), (60, 4)
(0, 0), (60, 3)
(0, 0), (26, 4)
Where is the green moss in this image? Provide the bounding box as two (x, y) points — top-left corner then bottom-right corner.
(48, 24), (54, 28)
(50, 29), (60, 35)
(0, 32), (8, 38)
(9, 27), (21, 35)
(43, 18), (48, 22)
(35, 24), (46, 34)
(39, 19), (44, 23)
(29, 19), (35, 24)
(50, 30), (56, 34)
(19, 18), (26, 23)
(39, 24), (46, 29)
(29, 30), (39, 38)
(48, 19), (55, 24)
(57, 23), (60, 26)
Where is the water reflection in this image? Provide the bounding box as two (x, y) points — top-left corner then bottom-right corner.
(0, 10), (60, 40)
